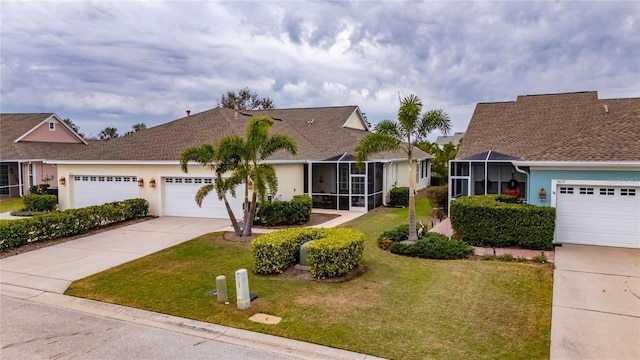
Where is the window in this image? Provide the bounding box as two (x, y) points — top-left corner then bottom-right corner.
(90, 176), (97, 181)
(599, 188), (614, 196)
(166, 178), (173, 183)
(579, 187), (594, 195)
(49, 122), (55, 131)
(621, 188), (636, 196)
(106, 177), (113, 182)
(115, 177), (122, 182)
(82, 176), (89, 181)
(559, 187), (574, 194)
(175, 178), (183, 183)
(74, 176), (81, 181)
(195, 178), (202, 184)
(98, 176), (105, 181)
(185, 178), (192, 184)
(204, 178), (212, 184)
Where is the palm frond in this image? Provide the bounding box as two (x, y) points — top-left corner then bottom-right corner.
(420, 109), (452, 137)
(261, 134), (297, 160)
(180, 144), (216, 173)
(194, 184), (216, 207)
(354, 132), (401, 166)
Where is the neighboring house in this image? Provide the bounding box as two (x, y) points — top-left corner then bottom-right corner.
(51, 106), (432, 218)
(435, 132), (464, 146)
(449, 91), (640, 249)
(0, 113), (88, 198)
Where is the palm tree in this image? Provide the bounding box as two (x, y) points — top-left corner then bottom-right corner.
(180, 116), (297, 237)
(98, 127), (119, 140)
(355, 94), (451, 241)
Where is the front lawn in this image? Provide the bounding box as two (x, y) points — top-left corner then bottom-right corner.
(0, 197), (23, 213)
(66, 193), (553, 360)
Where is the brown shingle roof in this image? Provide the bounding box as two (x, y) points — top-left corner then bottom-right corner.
(0, 113), (89, 161)
(62, 106), (429, 161)
(456, 91), (640, 161)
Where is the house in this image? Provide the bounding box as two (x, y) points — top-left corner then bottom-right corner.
(51, 106), (432, 218)
(0, 113), (88, 198)
(435, 132), (464, 146)
(449, 91), (640, 249)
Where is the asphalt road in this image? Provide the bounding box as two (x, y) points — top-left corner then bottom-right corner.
(0, 296), (298, 360)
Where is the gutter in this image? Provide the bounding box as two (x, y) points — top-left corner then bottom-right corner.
(513, 165), (529, 203)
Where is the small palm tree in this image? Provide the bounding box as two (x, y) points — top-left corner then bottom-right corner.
(355, 94), (451, 241)
(180, 116), (297, 236)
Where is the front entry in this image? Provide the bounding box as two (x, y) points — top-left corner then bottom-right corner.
(350, 174), (366, 211)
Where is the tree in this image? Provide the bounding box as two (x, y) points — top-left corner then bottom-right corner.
(98, 127), (120, 140)
(62, 118), (84, 137)
(417, 140), (460, 185)
(218, 87), (275, 110)
(125, 123), (147, 136)
(180, 116), (297, 237)
(355, 94), (451, 241)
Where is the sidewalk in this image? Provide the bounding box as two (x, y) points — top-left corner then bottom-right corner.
(0, 211), (29, 220)
(429, 218), (555, 262)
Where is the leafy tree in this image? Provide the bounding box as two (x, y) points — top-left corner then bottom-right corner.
(125, 123), (147, 136)
(218, 87), (275, 110)
(62, 118), (84, 137)
(180, 116), (297, 236)
(417, 140), (460, 185)
(98, 127), (120, 140)
(355, 94), (451, 241)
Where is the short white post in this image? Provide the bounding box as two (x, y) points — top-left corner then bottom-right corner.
(216, 275), (228, 303)
(235, 269), (251, 310)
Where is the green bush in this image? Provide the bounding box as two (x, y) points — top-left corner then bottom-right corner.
(251, 228), (365, 278)
(29, 184), (50, 195)
(389, 187), (409, 207)
(377, 223), (425, 250)
(426, 185), (449, 211)
(450, 195), (555, 250)
(22, 194), (57, 212)
(0, 198), (149, 252)
(256, 195), (312, 226)
(389, 232), (474, 259)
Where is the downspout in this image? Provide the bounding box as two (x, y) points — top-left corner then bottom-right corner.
(514, 165), (529, 203)
(17, 161), (23, 196)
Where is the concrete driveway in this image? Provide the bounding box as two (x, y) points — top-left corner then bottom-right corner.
(550, 244), (640, 360)
(0, 217), (230, 294)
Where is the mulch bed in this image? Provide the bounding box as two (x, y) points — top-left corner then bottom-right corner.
(222, 212), (340, 242)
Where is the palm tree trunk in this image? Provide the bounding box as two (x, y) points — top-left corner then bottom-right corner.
(407, 154), (418, 241)
(241, 192), (257, 236)
(222, 196), (242, 236)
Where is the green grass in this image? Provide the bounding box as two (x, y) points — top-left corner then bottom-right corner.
(66, 192), (553, 360)
(0, 197), (23, 213)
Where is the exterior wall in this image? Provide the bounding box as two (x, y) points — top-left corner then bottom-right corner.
(529, 169), (640, 206)
(342, 112), (367, 130)
(56, 163), (305, 215)
(21, 119), (82, 143)
(21, 162), (57, 195)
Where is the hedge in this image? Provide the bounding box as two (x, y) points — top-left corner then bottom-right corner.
(0, 198), (149, 252)
(22, 194), (57, 212)
(450, 195), (555, 250)
(389, 187), (409, 207)
(389, 232), (474, 259)
(251, 228), (365, 278)
(256, 195), (312, 226)
(425, 185), (448, 211)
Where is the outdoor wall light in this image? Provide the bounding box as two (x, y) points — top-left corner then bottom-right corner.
(59, 176), (66, 185)
(138, 178), (144, 187)
(149, 178), (156, 188)
(538, 188), (547, 201)
(247, 179), (253, 190)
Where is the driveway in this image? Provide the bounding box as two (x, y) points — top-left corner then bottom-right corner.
(550, 244), (640, 359)
(0, 217), (229, 294)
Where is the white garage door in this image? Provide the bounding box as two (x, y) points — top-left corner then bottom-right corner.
(163, 177), (245, 219)
(556, 185), (640, 249)
(73, 175), (140, 208)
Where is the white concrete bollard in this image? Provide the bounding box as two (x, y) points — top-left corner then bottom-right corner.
(216, 275), (228, 303)
(235, 269), (251, 310)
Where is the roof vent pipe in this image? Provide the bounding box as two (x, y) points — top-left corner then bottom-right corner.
(603, 105), (608, 113)
(186, 110), (191, 116)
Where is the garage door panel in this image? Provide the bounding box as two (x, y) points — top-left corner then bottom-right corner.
(556, 185), (640, 249)
(163, 177), (245, 219)
(73, 175), (139, 208)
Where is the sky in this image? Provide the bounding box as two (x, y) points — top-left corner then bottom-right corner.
(1, 1), (639, 139)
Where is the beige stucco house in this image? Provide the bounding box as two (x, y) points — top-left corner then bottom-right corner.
(0, 113), (88, 198)
(50, 106), (432, 218)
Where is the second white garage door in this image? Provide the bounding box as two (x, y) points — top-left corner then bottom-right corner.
(555, 184), (640, 249)
(163, 177), (245, 219)
(73, 175), (140, 208)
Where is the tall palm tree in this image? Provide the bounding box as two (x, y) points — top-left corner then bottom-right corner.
(98, 127), (119, 140)
(180, 116), (297, 237)
(355, 94), (451, 241)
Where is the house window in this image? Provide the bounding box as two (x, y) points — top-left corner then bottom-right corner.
(559, 187), (574, 194)
(90, 176), (97, 181)
(621, 188), (636, 196)
(185, 178), (192, 184)
(28, 163), (34, 187)
(579, 187), (594, 195)
(195, 178), (202, 184)
(166, 178), (173, 183)
(599, 188), (614, 196)
(98, 176), (105, 181)
(49, 122), (55, 131)
(204, 178), (212, 184)
(175, 178), (183, 183)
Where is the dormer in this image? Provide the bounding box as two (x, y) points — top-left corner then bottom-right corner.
(14, 114), (86, 144)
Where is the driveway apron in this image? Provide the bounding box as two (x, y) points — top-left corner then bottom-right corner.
(550, 244), (640, 359)
(0, 217), (229, 294)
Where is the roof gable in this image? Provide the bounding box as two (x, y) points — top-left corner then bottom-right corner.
(457, 91), (640, 162)
(15, 114), (86, 144)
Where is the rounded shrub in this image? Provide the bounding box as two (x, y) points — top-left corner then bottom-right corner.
(389, 232), (474, 260)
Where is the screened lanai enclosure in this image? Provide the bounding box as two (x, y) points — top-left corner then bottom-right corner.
(305, 154), (384, 212)
(449, 151), (528, 203)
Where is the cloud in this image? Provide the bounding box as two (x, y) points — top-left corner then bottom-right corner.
(1, 1), (638, 138)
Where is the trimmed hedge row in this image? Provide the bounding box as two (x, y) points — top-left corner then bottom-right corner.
(23, 194), (57, 212)
(389, 232), (474, 259)
(251, 228), (365, 278)
(256, 195), (312, 226)
(389, 187), (409, 207)
(450, 195), (555, 250)
(0, 198), (149, 252)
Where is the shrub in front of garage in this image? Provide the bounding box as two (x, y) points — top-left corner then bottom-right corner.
(0, 198), (149, 252)
(255, 194), (312, 226)
(389, 187), (409, 207)
(251, 228), (365, 278)
(450, 195), (555, 250)
(389, 232), (474, 260)
(21, 194), (58, 212)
